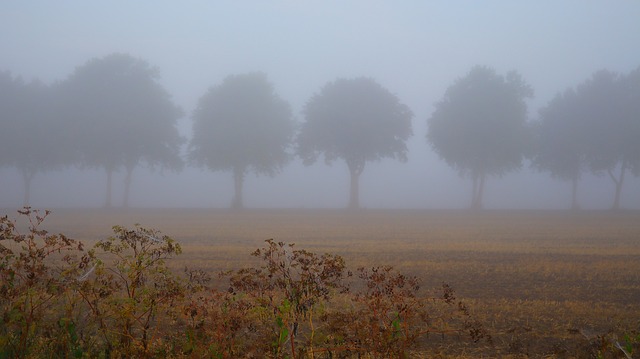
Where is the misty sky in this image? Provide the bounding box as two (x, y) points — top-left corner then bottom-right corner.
(1, 1), (639, 209)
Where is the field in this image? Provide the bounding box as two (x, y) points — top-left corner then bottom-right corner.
(3, 208), (640, 357)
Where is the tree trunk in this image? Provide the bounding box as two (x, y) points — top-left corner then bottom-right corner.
(123, 165), (134, 208)
(477, 171), (486, 210)
(570, 175), (579, 211)
(232, 167), (245, 210)
(471, 170), (485, 210)
(471, 172), (478, 209)
(105, 167), (113, 208)
(608, 161), (626, 211)
(21, 168), (34, 207)
(349, 169), (360, 209)
(348, 162), (364, 209)
(470, 172), (478, 209)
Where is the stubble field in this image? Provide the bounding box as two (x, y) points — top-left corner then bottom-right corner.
(5, 207), (640, 357)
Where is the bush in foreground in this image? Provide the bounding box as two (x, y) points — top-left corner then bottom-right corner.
(2, 208), (492, 358)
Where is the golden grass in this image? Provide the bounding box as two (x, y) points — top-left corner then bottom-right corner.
(3, 207), (639, 356)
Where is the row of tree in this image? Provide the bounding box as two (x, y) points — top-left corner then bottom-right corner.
(532, 69), (640, 210)
(1, 53), (639, 209)
(1, 54), (184, 207)
(429, 66), (640, 210)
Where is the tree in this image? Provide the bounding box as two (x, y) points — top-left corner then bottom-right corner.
(580, 69), (640, 210)
(0, 72), (70, 205)
(624, 66), (640, 177)
(297, 77), (413, 209)
(427, 66), (533, 209)
(189, 72), (294, 209)
(60, 53), (184, 207)
(531, 88), (588, 210)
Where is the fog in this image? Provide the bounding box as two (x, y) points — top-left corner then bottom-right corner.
(1, 1), (639, 209)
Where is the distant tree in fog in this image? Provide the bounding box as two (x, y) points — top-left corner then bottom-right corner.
(297, 77), (413, 209)
(0, 72), (71, 205)
(531, 88), (588, 210)
(189, 72), (294, 209)
(580, 69), (640, 210)
(60, 53), (184, 207)
(427, 66), (532, 210)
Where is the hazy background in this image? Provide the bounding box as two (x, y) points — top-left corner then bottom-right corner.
(1, 1), (639, 209)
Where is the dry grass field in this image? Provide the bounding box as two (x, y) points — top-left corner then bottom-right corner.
(3, 207), (640, 357)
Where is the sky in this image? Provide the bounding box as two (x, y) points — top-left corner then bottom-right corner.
(1, 1), (639, 209)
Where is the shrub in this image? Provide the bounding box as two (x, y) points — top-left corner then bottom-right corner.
(0, 208), (90, 358)
(75, 224), (184, 357)
(225, 239), (350, 358)
(0, 208), (490, 358)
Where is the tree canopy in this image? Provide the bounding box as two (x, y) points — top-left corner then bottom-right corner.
(60, 53), (184, 207)
(0, 72), (25, 173)
(623, 66), (640, 176)
(427, 66), (533, 209)
(0, 72), (71, 205)
(297, 77), (413, 209)
(189, 72), (294, 209)
(531, 68), (640, 210)
(531, 88), (588, 209)
(579, 69), (640, 209)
